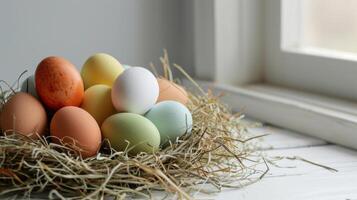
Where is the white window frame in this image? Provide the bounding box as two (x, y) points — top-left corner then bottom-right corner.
(266, 0), (357, 101)
(192, 0), (357, 149)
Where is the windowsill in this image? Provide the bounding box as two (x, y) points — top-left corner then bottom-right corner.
(184, 80), (357, 150)
(211, 123), (357, 200)
(244, 84), (357, 116)
(282, 46), (357, 63)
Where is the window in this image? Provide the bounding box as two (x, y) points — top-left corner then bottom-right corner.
(193, 0), (357, 149)
(282, 0), (357, 56)
(266, 0), (357, 101)
(302, 0), (357, 55)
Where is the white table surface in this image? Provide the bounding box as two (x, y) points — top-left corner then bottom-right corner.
(205, 125), (357, 200)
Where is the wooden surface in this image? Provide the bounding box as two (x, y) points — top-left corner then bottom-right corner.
(202, 124), (357, 200)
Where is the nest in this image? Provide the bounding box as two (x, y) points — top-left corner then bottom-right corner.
(0, 52), (267, 199)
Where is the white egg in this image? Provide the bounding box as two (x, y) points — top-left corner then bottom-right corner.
(112, 67), (159, 114)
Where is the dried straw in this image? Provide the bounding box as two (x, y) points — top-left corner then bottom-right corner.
(0, 52), (267, 199)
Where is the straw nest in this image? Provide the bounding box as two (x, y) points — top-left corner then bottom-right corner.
(0, 52), (267, 199)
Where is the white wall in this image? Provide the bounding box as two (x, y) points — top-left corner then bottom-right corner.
(0, 0), (194, 84)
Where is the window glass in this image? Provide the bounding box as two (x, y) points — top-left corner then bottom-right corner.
(302, 0), (357, 54)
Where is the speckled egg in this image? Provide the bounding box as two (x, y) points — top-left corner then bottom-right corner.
(145, 101), (192, 146)
(35, 56), (84, 111)
(101, 113), (160, 155)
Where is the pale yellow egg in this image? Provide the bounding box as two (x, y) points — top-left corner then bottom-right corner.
(81, 85), (117, 125)
(81, 53), (124, 89)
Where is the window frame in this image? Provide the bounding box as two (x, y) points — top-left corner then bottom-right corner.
(265, 0), (357, 101)
(192, 0), (357, 149)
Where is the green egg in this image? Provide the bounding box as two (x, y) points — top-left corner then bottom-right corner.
(101, 113), (160, 155)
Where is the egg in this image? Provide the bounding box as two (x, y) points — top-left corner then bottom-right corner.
(145, 101), (192, 146)
(122, 64), (131, 70)
(101, 113), (160, 155)
(81, 53), (124, 89)
(0, 92), (47, 138)
(50, 106), (101, 158)
(81, 85), (116, 125)
(111, 67), (159, 114)
(20, 75), (39, 99)
(35, 56), (84, 111)
(157, 78), (189, 105)
(0, 110), (2, 131)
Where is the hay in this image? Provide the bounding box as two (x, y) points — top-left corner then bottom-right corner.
(0, 52), (267, 199)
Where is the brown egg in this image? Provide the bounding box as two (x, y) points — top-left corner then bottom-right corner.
(0, 92), (47, 138)
(0, 108), (2, 132)
(157, 78), (189, 105)
(35, 56), (84, 111)
(50, 106), (101, 158)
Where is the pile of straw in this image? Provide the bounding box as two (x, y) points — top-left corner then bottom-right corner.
(0, 52), (267, 199)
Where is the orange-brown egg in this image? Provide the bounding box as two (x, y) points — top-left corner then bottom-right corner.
(157, 78), (189, 105)
(50, 106), (101, 158)
(35, 56), (84, 111)
(0, 92), (47, 138)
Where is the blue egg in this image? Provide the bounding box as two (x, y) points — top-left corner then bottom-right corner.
(145, 101), (192, 146)
(122, 64), (131, 70)
(21, 75), (39, 99)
